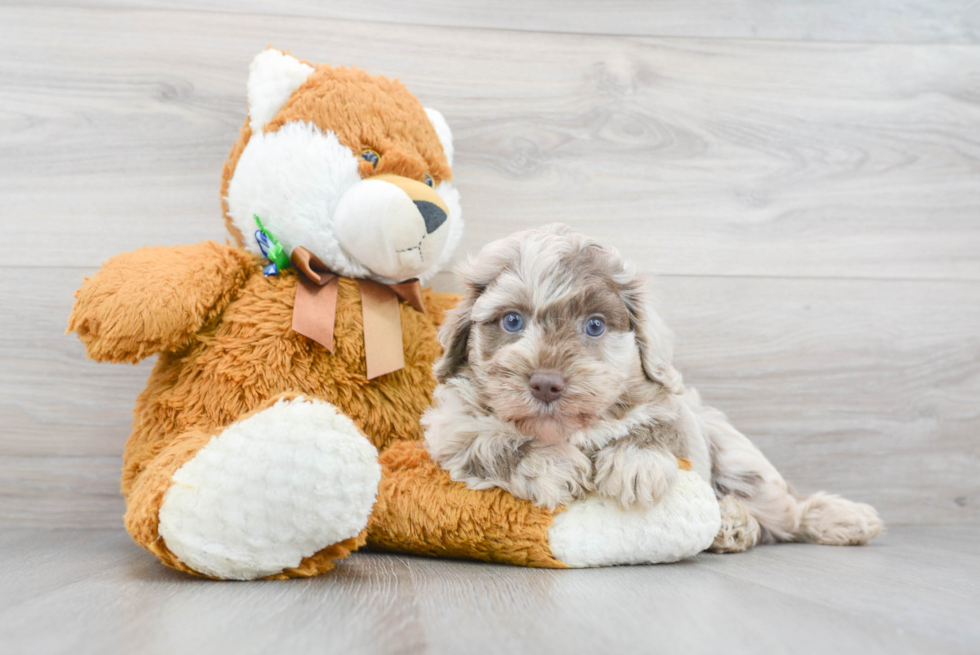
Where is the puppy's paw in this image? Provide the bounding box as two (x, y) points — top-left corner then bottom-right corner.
(594, 445), (678, 510)
(709, 494), (762, 553)
(562, 454), (595, 501)
(797, 493), (884, 545)
(522, 478), (580, 510)
(512, 447), (594, 510)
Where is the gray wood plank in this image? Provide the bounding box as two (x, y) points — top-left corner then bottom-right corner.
(0, 14), (976, 655)
(3, 267), (977, 527)
(1, 7), (979, 280)
(1, 5), (977, 534)
(662, 275), (980, 526)
(0, 457), (124, 528)
(0, 526), (976, 655)
(9, 0), (980, 44)
(695, 533), (980, 646)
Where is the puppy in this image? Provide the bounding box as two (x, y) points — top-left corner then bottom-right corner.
(423, 224), (883, 552)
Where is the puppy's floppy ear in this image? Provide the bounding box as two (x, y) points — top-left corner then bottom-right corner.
(433, 236), (523, 382)
(433, 291), (476, 382)
(616, 262), (684, 394)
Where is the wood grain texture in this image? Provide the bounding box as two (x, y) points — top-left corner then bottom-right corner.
(10, 0), (980, 44)
(0, 457), (124, 528)
(0, 5), (978, 531)
(0, 526), (978, 655)
(3, 268), (977, 527)
(1, 7), (979, 280)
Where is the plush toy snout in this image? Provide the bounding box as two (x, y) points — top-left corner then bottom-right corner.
(334, 174), (451, 281)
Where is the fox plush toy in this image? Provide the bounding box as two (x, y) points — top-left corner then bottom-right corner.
(68, 49), (720, 579)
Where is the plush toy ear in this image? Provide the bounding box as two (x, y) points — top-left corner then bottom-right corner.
(424, 107), (454, 167)
(247, 49), (315, 133)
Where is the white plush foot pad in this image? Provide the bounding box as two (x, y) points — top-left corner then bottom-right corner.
(158, 396), (381, 580)
(548, 470), (721, 567)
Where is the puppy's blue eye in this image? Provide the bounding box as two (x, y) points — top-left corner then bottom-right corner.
(585, 316), (605, 337)
(424, 173), (434, 187)
(502, 312), (524, 332)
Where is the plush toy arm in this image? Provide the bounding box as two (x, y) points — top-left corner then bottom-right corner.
(367, 441), (720, 568)
(68, 242), (255, 363)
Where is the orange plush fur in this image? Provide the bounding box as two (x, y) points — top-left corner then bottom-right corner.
(369, 441), (566, 568)
(69, 59), (563, 578)
(221, 64), (452, 248)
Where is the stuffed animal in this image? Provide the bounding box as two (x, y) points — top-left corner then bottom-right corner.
(69, 49), (720, 580)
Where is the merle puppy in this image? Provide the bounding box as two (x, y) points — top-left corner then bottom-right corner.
(422, 224), (882, 552)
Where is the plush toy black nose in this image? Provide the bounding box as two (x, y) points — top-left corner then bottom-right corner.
(529, 371), (566, 404)
(414, 200), (447, 234)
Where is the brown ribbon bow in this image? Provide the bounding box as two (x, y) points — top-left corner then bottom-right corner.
(290, 246), (426, 380)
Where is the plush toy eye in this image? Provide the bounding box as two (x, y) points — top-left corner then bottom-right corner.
(424, 173), (434, 187)
(502, 312), (524, 333)
(361, 149), (380, 167)
(585, 316), (605, 337)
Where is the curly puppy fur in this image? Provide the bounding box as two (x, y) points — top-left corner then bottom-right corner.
(423, 224), (883, 551)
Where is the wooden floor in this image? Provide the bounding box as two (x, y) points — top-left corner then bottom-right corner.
(0, 1), (978, 653)
(1, 525), (977, 655)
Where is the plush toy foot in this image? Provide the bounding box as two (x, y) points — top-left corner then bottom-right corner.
(368, 441), (721, 567)
(155, 396), (381, 580)
(548, 469), (721, 567)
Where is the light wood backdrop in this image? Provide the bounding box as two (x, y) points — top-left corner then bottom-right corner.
(0, 2), (977, 528)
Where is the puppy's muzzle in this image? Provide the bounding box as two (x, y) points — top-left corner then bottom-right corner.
(529, 371), (566, 404)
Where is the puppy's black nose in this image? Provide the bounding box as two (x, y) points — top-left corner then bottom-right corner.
(414, 200), (448, 234)
(529, 371), (566, 404)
